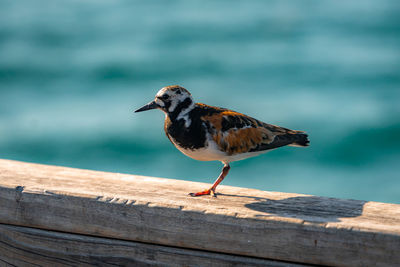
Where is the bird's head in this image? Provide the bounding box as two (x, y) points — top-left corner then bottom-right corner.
(135, 85), (194, 118)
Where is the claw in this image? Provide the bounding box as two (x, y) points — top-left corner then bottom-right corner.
(189, 189), (214, 197)
(211, 189), (217, 197)
(188, 164), (230, 198)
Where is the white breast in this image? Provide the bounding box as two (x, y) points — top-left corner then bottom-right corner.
(168, 133), (228, 162)
(168, 133), (271, 164)
(173, 133), (277, 165)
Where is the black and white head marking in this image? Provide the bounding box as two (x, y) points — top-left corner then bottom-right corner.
(154, 85), (195, 127)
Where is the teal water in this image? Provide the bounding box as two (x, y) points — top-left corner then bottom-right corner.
(1, 1), (399, 203)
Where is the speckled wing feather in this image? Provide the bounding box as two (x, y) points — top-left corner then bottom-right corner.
(199, 104), (309, 155)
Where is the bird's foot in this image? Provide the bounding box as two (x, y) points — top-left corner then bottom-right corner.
(189, 188), (216, 197)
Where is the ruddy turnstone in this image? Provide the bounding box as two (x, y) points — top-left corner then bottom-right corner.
(135, 85), (309, 197)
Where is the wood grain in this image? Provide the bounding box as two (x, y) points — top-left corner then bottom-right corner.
(0, 223), (305, 267)
(0, 159), (399, 267)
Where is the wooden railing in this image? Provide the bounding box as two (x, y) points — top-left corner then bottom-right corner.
(0, 159), (399, 266)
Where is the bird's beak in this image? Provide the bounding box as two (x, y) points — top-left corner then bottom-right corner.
(134, 100), (158, 113)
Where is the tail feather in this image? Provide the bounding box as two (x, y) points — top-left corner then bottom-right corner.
(288, 133), (310, 147)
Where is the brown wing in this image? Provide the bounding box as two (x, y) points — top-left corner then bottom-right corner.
(201, 108), (308, 155)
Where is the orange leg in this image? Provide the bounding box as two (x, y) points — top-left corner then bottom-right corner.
(189, 164), (230, 197)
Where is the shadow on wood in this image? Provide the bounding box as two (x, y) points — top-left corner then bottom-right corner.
(218, 194), (366, 222)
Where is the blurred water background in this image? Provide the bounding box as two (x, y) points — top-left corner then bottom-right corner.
(1, 0), (399, 203)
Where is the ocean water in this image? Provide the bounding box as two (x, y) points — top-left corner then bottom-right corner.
(0, 0), (399, 203)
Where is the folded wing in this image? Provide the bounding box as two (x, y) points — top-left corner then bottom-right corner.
(200, 107), (309, 155)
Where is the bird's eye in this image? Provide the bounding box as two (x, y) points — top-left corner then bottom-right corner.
(160, 94), (169, 100)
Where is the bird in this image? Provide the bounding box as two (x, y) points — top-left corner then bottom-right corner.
(135, 85), (309, 197)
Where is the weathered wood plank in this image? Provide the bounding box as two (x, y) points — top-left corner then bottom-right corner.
(0, 159), (399, 267)
(0, 223), (305, 267)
